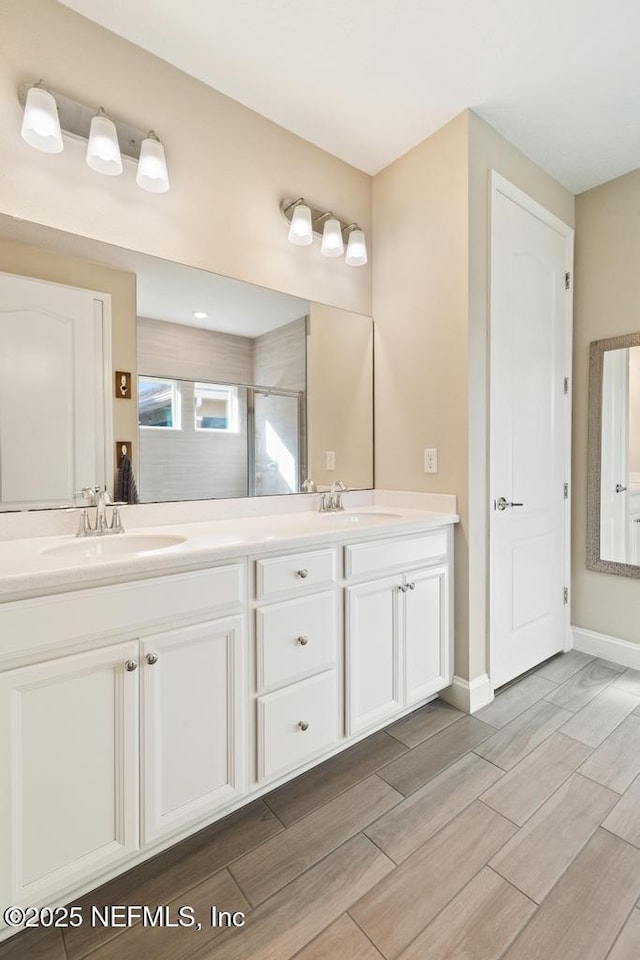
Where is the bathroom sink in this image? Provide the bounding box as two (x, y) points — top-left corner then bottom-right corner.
(41, 533), (187, 560)
(321, 511), (402, 524)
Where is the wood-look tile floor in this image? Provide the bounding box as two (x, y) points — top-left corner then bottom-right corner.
(5, 651), (640, 959)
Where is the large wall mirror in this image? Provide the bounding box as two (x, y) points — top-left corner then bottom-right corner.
(587, 332), (640, 577)
(0, 215), (373, 511)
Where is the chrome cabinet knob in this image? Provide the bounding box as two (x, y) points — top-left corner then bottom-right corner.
(146, 652), (159, 665)
(298, 721), (309, 731)
(297, 636), (309, 646)
(297, 569), (309, 579)
(407, 581), (416, 590)
(398, 583), (408, 593)
(125, 660), (138, 672)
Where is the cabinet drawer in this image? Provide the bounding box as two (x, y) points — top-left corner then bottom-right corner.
(257, 671), (338, 780)
(255, 549), (336, 600)
(345, 531), (448, 580)
(256, 591), (338, 692)
(0, 564), (245, 662)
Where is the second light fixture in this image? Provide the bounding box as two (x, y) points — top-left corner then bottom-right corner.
(281, 198), (367, 266)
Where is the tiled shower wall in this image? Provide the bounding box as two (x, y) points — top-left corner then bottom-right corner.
(136, 317), (306, 502)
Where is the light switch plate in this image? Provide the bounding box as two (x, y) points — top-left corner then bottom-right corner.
(424, 448), (438, 473)
(326, 450), (336, 471)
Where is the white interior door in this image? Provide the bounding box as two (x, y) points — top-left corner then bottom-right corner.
(0, 272), (110, 510)
(490, 174), (573, 689)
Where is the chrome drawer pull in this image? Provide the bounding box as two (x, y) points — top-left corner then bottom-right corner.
(298, 721), (309, 731)
(407, 581), (416, 590)
(297, 636), (309, 646)
(398, 584), (408, 593)
(125, 660), (138, 672)
(146, 652), (159, 665)
(297, 569), (309, 579)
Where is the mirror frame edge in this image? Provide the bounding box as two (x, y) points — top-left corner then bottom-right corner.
(587, 331), (640, 579)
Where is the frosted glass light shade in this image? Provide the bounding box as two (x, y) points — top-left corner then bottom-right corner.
(288, 203), (313, 245)
(136, 134), (170, 193)
(86, 112), (123, 176)
(345, 228), (368, 266)
(321, 218), (344, 257)
(21, 86), (63, 154)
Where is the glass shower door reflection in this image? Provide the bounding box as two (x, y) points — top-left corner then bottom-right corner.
(249, 389), (305, 496)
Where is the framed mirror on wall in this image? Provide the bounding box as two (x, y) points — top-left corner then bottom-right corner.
(0, 214), (374, 511)
(587, 332), (640, 577)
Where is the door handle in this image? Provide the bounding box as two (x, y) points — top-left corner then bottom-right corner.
(616, 484), (628, 494)
(495, 497), (524, 511)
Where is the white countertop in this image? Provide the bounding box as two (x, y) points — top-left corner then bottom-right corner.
(0, 504), (458, 602)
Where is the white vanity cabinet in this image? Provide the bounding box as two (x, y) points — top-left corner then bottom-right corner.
(0, 563), (247, 913)
(345, 531), (452, 736)
(253, 548), (340, 782)
(0, 640), (140, 910)
(0, 514), (455, 938)
(140, 615), (245, 845)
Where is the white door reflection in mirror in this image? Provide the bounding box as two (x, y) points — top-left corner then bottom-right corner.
(600, 345), (640, 564)
(0, 273), (110, 511)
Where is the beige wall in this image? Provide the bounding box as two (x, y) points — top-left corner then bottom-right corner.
(372, 113), (471, 665)
(0, 0), (371, 316)
(0, 236), (137, 478)
(372, 110), (574, 683)
(308, 304), (373, 490)
(573, 169), (640, 644)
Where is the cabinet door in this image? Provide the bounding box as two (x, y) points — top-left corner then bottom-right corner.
(346, 575), (402, 735)
(0, 641), (139, 909)
(404, 565), (451, 705)
(141, 616), (246, 844)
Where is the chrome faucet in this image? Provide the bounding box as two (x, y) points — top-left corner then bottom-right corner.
(320, 480), (348, 513)
(301, 478), (317, 493)
(77, 486), (125, 537)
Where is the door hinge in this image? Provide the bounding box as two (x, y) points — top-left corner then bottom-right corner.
(564, 376), (569, 395)
(565, 272), (571, 290)
(564, 482), (569, 499)
(564, 587), (569, 605)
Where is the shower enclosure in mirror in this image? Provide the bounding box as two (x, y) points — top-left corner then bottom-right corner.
(587, 332), (640, 577)
(0, 214), (373, 510)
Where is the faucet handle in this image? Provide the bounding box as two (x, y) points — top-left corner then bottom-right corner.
(331, 480), (348, 492)
(109, 506), (125, 534)
(76, 508), (94, 537)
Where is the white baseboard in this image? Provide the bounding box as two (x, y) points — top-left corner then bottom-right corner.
(440, 674), (494, 714)
(572, 626), (640, 670)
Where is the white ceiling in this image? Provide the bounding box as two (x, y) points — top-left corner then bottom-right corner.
(59, 0), (640, 193)
(0, 216), (309, 336)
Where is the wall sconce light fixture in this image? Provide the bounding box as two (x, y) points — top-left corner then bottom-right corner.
(281, 198), (367, 266)
(19, 81), (170, 193)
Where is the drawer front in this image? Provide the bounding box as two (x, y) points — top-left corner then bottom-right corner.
(255, 549), (336, 600)
(345, 531), (448, 580)
(256, 591), (338, 692)
(257, 671), (338, 781)
(0, 564), (245, 663)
